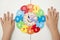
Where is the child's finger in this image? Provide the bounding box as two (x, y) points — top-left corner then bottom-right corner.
(0, 18), (4, 25)
(12, 20), (15, 27)
(51, 6), (53, 10)
(56, 12), (59, 20)
(7, 11), (10, 20)
(48, 8), (51, 17)
(53, 8), (56, 17)
(10, 13), (13, 23)
(11, 13), (13, 21)
(9, 17), (12, 23)
(48, 8), (50, 15)
(9, 14), (13, 23)
(51, 7), (54, 16)
(46, 15), (48, 25)
(7, 12), (10, 20)
(46, 15), (48, 21)
(6, 12), (9, 21)
(3, 13), (6, 21)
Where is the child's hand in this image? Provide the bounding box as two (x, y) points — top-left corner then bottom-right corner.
(46, 7), (59, 31)
(0, 12), (15, 40)
(46, 7), (60, 40)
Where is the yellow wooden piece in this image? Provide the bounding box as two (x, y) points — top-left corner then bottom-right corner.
(20, 24), (28, 33)
(33, 5), (40, 14)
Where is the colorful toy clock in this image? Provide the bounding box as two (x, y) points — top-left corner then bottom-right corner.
(15, 4), (46, 34)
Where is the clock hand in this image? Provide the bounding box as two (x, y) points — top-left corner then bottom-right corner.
(27, 19), (32, 23)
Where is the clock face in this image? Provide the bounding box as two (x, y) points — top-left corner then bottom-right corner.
(15, 4), (46, 34)
(23, 12), (37, 26)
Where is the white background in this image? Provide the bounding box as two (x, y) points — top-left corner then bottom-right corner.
(0, 0), (60, 40)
